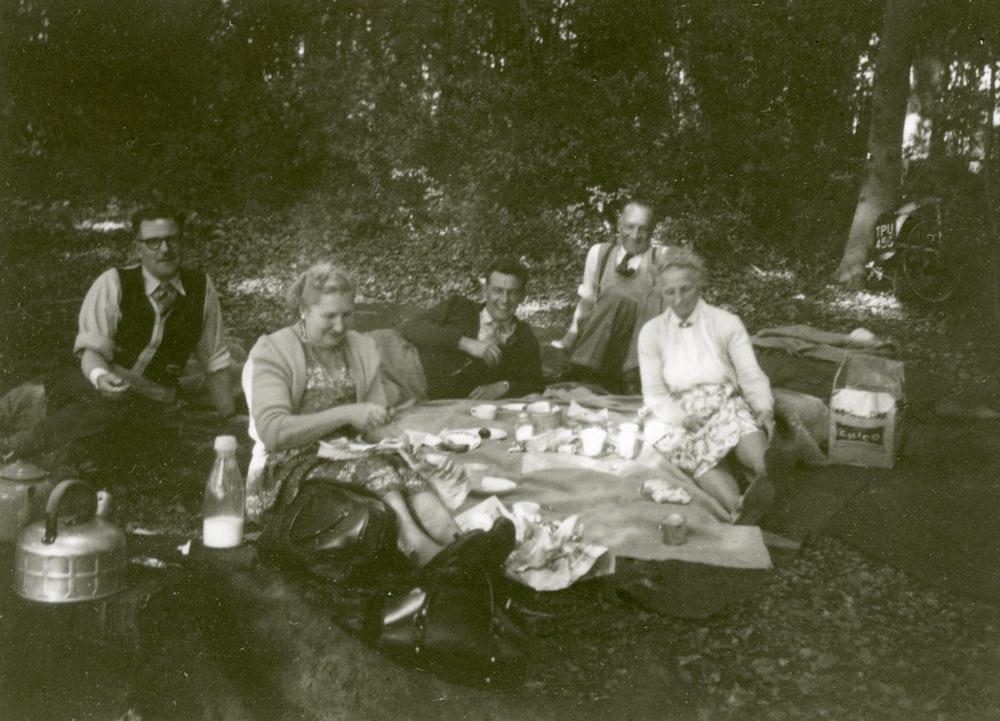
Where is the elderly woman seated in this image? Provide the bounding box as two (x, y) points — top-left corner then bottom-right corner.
(637, 247), (776, 524)
(242, 262), (464, 567)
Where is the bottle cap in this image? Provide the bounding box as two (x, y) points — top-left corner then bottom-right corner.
(214, 435), (238, 452)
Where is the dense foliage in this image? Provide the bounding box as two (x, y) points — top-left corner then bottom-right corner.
(2, 1), (999, 283)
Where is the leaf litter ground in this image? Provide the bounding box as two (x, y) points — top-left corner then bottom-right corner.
(1, 205), (998, 720)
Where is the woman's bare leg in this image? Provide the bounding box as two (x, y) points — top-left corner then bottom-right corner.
(381, 491), (444, 566)
(734, 430), (768, 479)
(408, 491), (462, 545)
(693, 465), (741, 518)
(732, 430), (774, 524)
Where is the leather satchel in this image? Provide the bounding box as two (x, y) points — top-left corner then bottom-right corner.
(377, 563), (524, 687)
(257, 480), (402, 585)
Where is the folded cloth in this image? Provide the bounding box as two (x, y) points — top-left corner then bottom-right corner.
(751, 324), (895, 363)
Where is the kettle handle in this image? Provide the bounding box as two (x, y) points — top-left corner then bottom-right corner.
(43, 479), (96, 545)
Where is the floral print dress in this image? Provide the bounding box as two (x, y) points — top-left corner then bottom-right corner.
(245, 344), (431, 522)
(652, 382), (760, 479)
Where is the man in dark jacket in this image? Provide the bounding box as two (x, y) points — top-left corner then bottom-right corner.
(394, 255), (543, 400)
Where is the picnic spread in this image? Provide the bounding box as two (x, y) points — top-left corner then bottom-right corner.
(384, 395), (775, 583)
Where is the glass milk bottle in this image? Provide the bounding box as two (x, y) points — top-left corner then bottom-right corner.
(202, 435), (244, 548)
(515, 411), (534, 443)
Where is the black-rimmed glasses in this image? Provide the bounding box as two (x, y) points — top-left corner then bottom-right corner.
(138, 236), (183, 251)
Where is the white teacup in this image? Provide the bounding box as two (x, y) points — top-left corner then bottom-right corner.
(617, 422), (640, 459)
(579, 427), (608, 457)
(471, 404), (498, 421)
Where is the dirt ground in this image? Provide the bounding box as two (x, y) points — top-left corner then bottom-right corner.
(2, 215), (1000, 720)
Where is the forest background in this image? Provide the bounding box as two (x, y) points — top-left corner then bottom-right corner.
(3, 3), (1000, 719)
(3, 0), (1000, 354)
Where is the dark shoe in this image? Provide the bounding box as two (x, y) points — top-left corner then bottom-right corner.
(734, 474), (775, 526)
(420, 529), (491, 580)
(482, 517), (516, 571)
(560, 364), (594, 383)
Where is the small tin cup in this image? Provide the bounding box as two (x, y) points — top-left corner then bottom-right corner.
(661, 513), (688, 545)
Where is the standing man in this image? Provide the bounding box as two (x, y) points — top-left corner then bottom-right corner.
(386, 255), (543, 401)
(557, 201), (661, 393)
(22, 203), (237, 469)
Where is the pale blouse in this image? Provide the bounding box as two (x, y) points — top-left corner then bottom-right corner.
(637, 299), (773, 426)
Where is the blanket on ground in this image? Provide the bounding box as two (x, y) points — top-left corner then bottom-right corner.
(751, 324), (895, 363)
(388, 397), (773, 571)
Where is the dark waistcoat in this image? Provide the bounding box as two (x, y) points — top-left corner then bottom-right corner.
(114, 266), (207, 386)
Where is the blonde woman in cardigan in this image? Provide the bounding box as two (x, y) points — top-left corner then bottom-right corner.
(243, 262), (460, 567)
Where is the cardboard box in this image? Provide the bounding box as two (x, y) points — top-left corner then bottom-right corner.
(828, 354), (905, 468)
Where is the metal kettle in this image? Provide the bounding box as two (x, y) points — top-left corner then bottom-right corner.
(0, 459), (54, 542)
(14, 479), (127, 603)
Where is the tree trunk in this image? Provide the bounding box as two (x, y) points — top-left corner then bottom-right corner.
(834, 0), (926, 288)
(984, 61), (1000, 320)
(912, 46), (948, 161)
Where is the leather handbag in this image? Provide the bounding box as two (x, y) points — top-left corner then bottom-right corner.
(257, 480), (401, 585)
(377, 563), (524, 687)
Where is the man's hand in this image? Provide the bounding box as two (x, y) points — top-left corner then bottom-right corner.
(459, 337), (502, 367)
(96, 372), (131, 400)
(349, 403), (390, 430)
(468, 382), (507, 401)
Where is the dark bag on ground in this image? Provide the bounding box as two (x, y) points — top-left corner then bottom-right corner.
(257, 479), (525, 686)
(377, 564), (525, 687)
(257, 480), (402, 585)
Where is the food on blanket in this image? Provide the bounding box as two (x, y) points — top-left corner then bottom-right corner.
(439, 431), (482, 453)
(566, 400), (609, 426)
(445, 426), (507, 441)
(403, 430), (442, 448)
(502, 402), (526, 412)
(525, 428), (574, 453)
(474, 476), (517, 495)
(640, 479), (692, 505)
(441, 438), (470, 453)
(527, 401), (553, 414)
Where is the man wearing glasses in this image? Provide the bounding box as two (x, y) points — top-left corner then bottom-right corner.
(555, 201), (661, 394)
(21, 204), (236, 467)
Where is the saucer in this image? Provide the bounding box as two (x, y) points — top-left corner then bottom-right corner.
(446, 426), (508, 441)
(472, 476), (518, 496)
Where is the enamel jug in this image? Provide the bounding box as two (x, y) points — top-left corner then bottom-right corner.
(0, 459), (53, 542)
